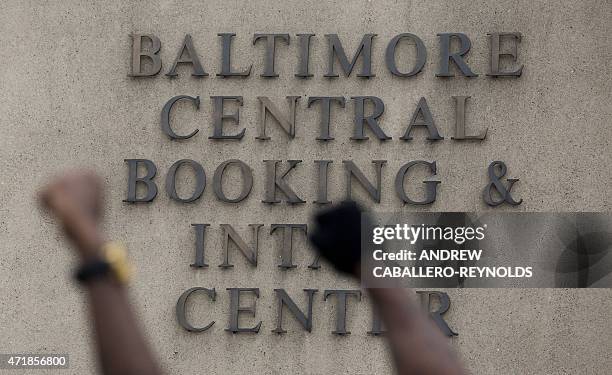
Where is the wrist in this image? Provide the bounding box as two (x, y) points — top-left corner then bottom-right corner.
(78, 235), (105, 262)
(75, 242), (132, 286)
(68, 217), (105, 262)
(76, 235), (105, 263)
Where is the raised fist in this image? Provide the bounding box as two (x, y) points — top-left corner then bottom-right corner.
(309, 201), (370, 276)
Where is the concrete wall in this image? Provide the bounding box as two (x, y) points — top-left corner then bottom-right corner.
(0, 0), (610, 374)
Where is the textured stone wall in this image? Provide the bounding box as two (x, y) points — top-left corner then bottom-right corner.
(0, 1), (610, 374)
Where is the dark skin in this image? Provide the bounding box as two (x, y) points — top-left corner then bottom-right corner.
(40, 171), (162, 375)
(41, 171), (464, 375)
(363, 283), (466, 375)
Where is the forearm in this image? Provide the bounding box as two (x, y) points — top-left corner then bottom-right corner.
(86, 277), (162, 375)
(368, 288), (465, 375)
(76, 225), (162, 375)
(41, 172), (163, 374)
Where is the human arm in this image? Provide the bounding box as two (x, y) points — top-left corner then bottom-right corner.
(309, 201), (466, 375)
(40, 171), (162, 375)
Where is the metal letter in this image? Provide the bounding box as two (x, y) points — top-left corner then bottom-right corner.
(176, 287), (216, 332)
(209, 96), (245, 140)
(165, 159), (206, 203)
(226, 288), (262, 333)
(436, 33), (478, 77)
(124, 159), (158, 203)
(166, 34), (208, 77)
(217, 33), (252, 77)
(351, 96), (391, 140)
(314, 160), (332, 204)
(487, 32), (523, 77)
(256, 96), (300, 140)
(452, 96), (486, 140)
(219, 224), (262, 268)
(395, 161), (440, 205)
(262, 160), (305, 204)
(416, 291), (458, 337)
(482, 161), (522, 206)
(129, 34), (162, 77)
(367, 306), (386, 336)
(343, 160), (386, 203)
(295, 33), (315, 78)
(308, 96), (345, 141)
(270, 224), (307, 269)
(325, 34), (376, 78)
(400, 97), (443, 141)
(308, 254), (321, 270)
(323, 290), (361, 335)
(212, 159), (253, 203)
(161, 95), (200, 140)
(272, 289), (317, 334)
(190, 224), (210, 268)
(385, 33), (427, 77)
(253, 33), (290, 77)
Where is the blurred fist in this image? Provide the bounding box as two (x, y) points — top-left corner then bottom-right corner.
(40, 171), (104, 259)
(309, 201), (370, 276)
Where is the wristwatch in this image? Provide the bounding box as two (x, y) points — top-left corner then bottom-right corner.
(75, 242), (132, 285)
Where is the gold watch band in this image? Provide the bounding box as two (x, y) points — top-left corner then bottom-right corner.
(101, 242), (132, 284)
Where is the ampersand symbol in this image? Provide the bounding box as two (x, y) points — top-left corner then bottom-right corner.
(483, 161), (522, 206)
